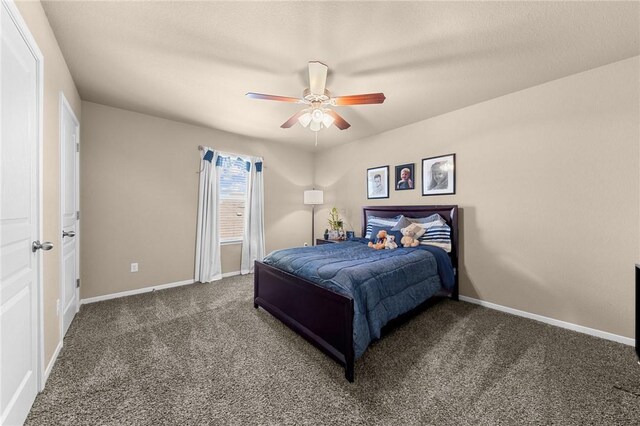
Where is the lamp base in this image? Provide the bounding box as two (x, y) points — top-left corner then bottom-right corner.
(311, 205), (315, 246)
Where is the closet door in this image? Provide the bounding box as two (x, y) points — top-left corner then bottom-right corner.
(1, 1), (44, 424)
(60, 94), (79, 337)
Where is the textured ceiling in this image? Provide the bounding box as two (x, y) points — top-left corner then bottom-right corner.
(42, 1), (639, 150)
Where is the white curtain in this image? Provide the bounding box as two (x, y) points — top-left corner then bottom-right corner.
(194, 148), (222, 282)
(241, 156), (265, 274)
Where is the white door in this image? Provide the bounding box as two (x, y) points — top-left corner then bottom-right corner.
(1, 1), (44, 425)
(60, 94), (79, 337)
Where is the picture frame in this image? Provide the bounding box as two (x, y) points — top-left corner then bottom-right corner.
(367, 165), (389, 199)
(394, 163), (415, 191)
(422, 154), (456, 196)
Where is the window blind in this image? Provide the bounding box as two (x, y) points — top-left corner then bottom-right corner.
(218, 156), (248, 241)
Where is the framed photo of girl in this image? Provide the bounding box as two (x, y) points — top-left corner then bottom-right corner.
(422, 153), (456, 196)
(395, 163), (415, 191)
(367, 165), (389, 199)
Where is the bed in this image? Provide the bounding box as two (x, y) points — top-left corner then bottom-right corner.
(253, 205), (459, 382)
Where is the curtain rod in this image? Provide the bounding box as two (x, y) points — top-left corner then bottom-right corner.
(196, 145), (265, 173)
(197, 145), (260, 162)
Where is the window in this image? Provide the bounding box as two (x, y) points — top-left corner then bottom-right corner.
(218, 156), (248, 242)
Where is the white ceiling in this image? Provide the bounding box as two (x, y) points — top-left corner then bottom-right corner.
(42, 1), (639, 150)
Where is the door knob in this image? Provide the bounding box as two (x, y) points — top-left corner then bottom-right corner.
(63, 230), (76, 238)
(32, 240), (54, 252)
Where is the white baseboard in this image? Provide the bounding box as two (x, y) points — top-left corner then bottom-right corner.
(459, 295), (635, 347)
(81, 279), (196, 305)
(80, 271), (244, 305)
(41, 340), (63, 390)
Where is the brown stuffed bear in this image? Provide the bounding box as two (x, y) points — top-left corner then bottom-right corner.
(368, 229), (387, 250)
(400, 223), (425, 248)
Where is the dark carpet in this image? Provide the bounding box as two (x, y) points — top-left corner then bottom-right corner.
(26, 275), (640, 425)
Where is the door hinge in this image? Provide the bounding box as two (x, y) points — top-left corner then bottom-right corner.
(76, 142), (80, 152)
(76, 278), (80, 288)
(76, 211), (80, 220)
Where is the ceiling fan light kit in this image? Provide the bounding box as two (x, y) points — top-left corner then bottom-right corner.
(246, 61), (386, 136)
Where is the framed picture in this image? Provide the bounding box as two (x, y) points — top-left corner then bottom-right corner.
(395, 163), (415, 191)
(367, 166), (389, 199)
(422, 154), (456, 196)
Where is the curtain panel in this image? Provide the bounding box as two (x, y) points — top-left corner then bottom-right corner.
(241, 157), (265, 274)
(194, 148), (222, 282)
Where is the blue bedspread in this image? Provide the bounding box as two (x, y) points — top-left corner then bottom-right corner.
(262, 239), (455, 358)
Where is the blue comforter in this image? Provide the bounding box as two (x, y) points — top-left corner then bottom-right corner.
(262, 239), (455, 358)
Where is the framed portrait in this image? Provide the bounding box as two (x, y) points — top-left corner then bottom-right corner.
(422, 154), (456, 196)
(395, 163), (415, 191)
(367, 166), (389, 199)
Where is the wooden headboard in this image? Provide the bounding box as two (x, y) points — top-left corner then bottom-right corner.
(362, 205), (459, 298)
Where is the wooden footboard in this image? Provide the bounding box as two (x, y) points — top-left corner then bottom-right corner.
(254, 261), (355, 382)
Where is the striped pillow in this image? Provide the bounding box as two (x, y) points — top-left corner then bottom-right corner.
(419, 222), (452, 252)
(364, 215), (401, 239)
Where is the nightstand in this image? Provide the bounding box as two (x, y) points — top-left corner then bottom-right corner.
(316, 239), (346, 245)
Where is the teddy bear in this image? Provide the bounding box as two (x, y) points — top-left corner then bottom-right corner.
(400, 223), (425, 248)
(384, 235), (398, 250)
(368, 229), (387, 250)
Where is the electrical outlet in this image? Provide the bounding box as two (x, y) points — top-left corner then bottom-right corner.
(131, 263), (138, 273)
(56, 299), (60, 316)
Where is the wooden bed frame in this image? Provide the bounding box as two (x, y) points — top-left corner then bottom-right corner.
(254, 205), (459, 382)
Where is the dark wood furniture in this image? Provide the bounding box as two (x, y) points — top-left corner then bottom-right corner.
(316, 238), (346, 245)
(254, 205), (459, 382)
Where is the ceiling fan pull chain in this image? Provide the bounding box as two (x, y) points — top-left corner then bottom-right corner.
(315, 131), (318, 147)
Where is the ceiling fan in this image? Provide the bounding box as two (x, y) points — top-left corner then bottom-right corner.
(246, 61), (386, 132)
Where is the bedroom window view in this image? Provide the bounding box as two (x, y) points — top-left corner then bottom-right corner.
(218, 156), (248, 242)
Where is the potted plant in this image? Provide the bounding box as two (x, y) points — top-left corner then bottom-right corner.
(328, 207), (344, 239)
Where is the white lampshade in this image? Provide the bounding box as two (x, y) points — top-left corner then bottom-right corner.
(322, 112), (334, 129)
(298, 111), (312, 128)
(303, 190), (324, 205)
(311, 108), (324, 123)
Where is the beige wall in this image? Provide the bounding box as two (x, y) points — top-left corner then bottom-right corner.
(80, 102), (314, 299)
(315, 57), (640, 339)
(15, 1), (82, 368)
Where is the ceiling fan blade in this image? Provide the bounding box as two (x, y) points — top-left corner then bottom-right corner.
(246, 92), (302, 103)
(308, 61), (328, 95)
(326, 110), (351, 130)
(333, 93), (386, 106)
(280, 110), (306, 128)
